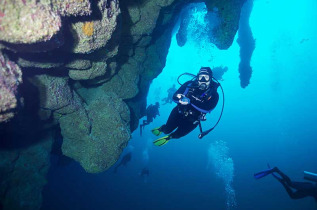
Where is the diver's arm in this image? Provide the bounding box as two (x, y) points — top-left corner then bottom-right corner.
(172, 81), (192, 102)
(190, 92), (219, 113)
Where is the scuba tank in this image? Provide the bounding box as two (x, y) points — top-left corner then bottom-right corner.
(304, 171), (317, 182)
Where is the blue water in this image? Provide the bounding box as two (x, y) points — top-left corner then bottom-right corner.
(42, 0), (317, 209)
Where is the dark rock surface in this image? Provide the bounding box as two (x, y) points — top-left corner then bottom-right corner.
(237, 0), (255, 88)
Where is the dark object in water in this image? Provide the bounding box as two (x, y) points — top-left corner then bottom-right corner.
(113, 152), (132, 173)
(255, 166), (317, 200)
(237, 0), (255, 88)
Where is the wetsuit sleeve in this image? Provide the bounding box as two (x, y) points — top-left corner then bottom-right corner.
(146, 105), (152, 113)
(189, 91), (219, 113)
(172, 81), (192, 103)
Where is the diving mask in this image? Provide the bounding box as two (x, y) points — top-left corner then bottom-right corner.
(198, 73), (210, 90)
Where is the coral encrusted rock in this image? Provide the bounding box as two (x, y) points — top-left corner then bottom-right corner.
(51, 0), (92, 17)
(65, 59), (92, 70)
(16, 52), (66, 69)
(29, 75), (73, 112)
(0, 0), (61, 44)
(59, 92), (131, 173)
(205, 0), (246, 49)
(69, 0), (120, 54)
(68, 61), (107, 80)
(101, 59), (139, 99)
(0, 53), (22, 123)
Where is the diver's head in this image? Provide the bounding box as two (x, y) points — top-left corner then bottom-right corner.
(155, 102), (160, 107)
(197, 67), (212, 90)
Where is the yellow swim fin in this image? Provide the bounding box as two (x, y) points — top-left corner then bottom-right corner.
(151, 127), (162, 136)
(153, 135), (171, 146)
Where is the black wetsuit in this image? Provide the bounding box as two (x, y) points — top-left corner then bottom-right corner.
(162, 87), (177, 105)
(142, 104), (160, 127)
(160, 80), (219, 139)
(273, 168), (317, 200)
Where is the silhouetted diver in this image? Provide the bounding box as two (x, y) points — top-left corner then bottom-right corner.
(255, 166), (317, 200)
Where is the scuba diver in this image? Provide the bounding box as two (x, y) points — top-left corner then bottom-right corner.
(254, 166), (317, 200)
(151, 67), (221, 146)
(140, 102), (160, 136)
(113, 152), (132, 173)
(139, 167), (150, 183)
(161, 84), (177, 105)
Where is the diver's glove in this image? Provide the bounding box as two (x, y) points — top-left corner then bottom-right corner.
(177, 94), (190, 105)
(176, 94), (183, 99)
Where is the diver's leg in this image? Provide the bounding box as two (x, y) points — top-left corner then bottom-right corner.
(160, 107), (181, 134)
(277, 180), (301, 199)
(140, 120), (149, 135)
(169, 120), (198, 139)
(273, 171), (309, 199)
(280, 181), (309, 199)
(275, 168), (293, 186)
(290, 181), (315, 191)
(147, 116), (153, 124)
(142, 118), (152, 128)
(290, 190), (310, 199)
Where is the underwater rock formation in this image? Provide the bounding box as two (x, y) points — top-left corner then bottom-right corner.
(0, 135), (53, 210)
(237, 0), (255, 88)
(205, 0), (246, 49)
(59, 92), (131, 173)
(0, 0), (247, 208)
(0, 1), (61, 45)
(68, 61), (108, 80)
(68, 0), (120, 54)
(51, 0), (92, 17)
(101, 59), (139, 99)
(0, 0), (246, 174)
(0, 53), (22, 123)
(65, 59), (92, 70)
(176, 0), (246, 49)
(29, 75), (74, 113)
(15, 51), (66, 69)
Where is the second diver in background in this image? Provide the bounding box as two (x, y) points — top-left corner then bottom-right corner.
(152, 67), (220, 146)
(254, 166), (317, 200)
(161, 84), (177, 105)
(140, 102), (160, 136)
